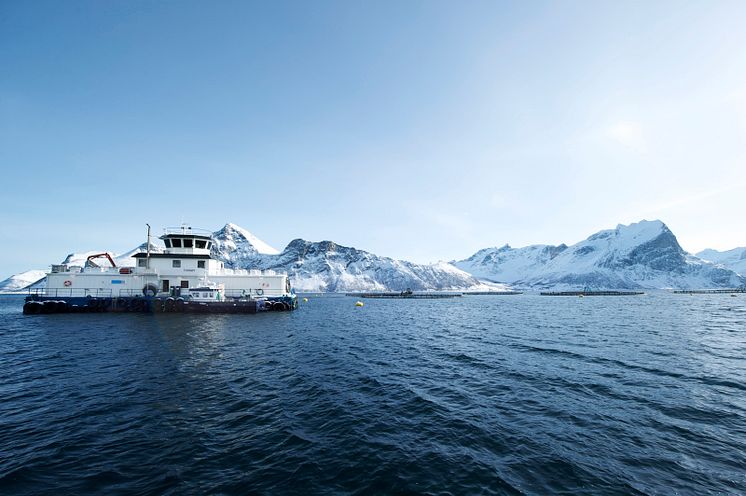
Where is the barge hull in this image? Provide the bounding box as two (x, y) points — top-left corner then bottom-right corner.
(23, 295), (297, 315)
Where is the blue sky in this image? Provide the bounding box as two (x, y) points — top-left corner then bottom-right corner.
(2, 1), (746, 276)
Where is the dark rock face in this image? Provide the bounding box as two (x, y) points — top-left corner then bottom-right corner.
(574, 246), (595, 257)
(546, 244), (568, 259)
(610, 228), (687, 272)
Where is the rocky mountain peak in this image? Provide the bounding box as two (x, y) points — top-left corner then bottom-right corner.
(454, 219), (744, 289)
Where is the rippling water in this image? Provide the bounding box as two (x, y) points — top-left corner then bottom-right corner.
(1, 293), (746, 495)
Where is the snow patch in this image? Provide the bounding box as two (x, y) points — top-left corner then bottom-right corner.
(0, 270), (47, 292)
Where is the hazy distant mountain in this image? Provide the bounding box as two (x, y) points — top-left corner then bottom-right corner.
(454, 220), (745, 290)
(696, 247), (746, 276)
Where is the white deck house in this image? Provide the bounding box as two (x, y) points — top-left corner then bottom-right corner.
(43, 227), (291, 298)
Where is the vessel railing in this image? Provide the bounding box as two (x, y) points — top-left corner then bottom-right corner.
(222, 288), (288, 298)
(110, 288), (289, 298)
(215, 268), (288, 277)
(162, 226), (213, 237)
(28, 288), (114, 298)
(27, 287), (291, 299)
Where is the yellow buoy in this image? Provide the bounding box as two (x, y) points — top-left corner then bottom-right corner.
(355, 301), (364, 307)
(303, 297), (309, 302)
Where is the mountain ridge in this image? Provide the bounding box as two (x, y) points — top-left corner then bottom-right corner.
(454, 220), (745, 289)
(2, 220), (744, 292)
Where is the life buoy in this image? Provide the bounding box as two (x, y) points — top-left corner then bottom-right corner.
(256, 288), (264, 296)
(64, 280), (72, 287)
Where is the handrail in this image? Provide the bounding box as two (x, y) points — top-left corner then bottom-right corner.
(45, 266), (287, 277)
(222, 288), (287, 297)
(28, 287), (292, 298)
(162, 226), (213, 237)
(27, 288), (114, 298)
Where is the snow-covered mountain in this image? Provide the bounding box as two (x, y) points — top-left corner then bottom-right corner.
(454, 220), (745, 290)
(0, 270), (47, 292)
(5, 220), (740, 293)
(207, 224), (489, 291)
(696, 247), (746, 276)
(211, 222), (279, 268)
(237, 238), (491, 292)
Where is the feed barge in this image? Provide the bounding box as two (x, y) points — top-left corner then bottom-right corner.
(23, 226), (297, 315)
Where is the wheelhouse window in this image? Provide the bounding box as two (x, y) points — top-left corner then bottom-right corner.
(207, 242), (212, 249)
(195, 240), (206, 249)
(180, 280), (189, 288)
(138, 258), (147, 267)
(171, 238), (182, 248)
(172, 260), (181, 268)
(197, 261), (206, 269)
(164, 239), (172, 248)
(184, 239), (193, 248)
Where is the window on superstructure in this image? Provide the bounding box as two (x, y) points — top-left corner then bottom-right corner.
(138, 259), (147, 267)
(184, 239), (193, 248)
(171, 239), (182, 248)
(197, 261), (206, 269)
(164, 239), (172, 248)
(207, 242), (212, 249)
(172, 260), (181, 268)
(196, 240), (206, 249)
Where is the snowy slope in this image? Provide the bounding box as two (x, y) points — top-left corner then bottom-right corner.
(456, 244), (568, 282)
(208, 225), (492, 292)
(221, 238), (494, 292)
(213, 223), (279, 258)
(210, 223), (279, 268)
(696, 248), (746, 276)
(454, 220), (745, 290)
(0, 270), (47, 292)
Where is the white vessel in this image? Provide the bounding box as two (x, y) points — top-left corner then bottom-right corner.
(25, 225), (296, 314)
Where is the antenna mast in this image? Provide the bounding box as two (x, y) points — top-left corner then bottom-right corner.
(146, 223), (151, 269)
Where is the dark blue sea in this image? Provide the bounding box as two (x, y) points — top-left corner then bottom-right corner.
(1, 293), (745, 495)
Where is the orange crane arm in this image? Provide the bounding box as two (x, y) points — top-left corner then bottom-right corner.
(86, 253), (117, 268)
